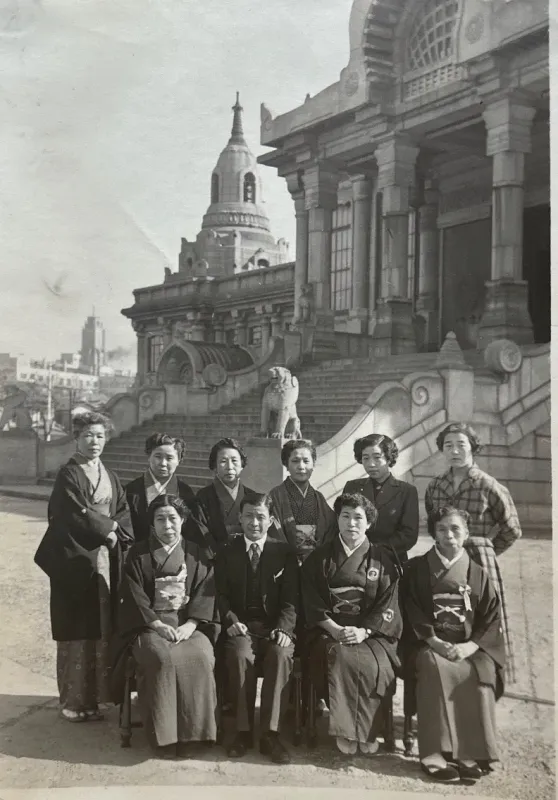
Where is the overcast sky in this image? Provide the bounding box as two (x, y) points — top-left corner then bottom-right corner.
(0, 0), (353, 366)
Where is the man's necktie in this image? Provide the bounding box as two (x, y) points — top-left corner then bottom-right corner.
(249, 542), (261, 572)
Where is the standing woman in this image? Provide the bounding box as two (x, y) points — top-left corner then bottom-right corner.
(269, 439), (337, 563)
(425, 422), (521, 681)
(343, 434), (419, 569)
(125, 433), (201, 545)
(34, 411), (134, 722)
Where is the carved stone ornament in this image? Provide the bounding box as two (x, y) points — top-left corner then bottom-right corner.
(344, 71), (360, 97)
(259, 366), (302, 440)
(484, 339), (523, 374)
(411, 382), (430, 406)
(465, 12), (485, 43)
(139, 392), (154, 410)
(202, 363), (227, 388)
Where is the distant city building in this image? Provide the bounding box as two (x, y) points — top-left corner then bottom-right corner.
(80, 313), (106, 374)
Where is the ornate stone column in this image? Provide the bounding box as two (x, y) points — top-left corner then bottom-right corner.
(231, 310), (247, 346)
(255, 303), (273, 353)
(372, 137), (419, 355)
(133, 322), (147, 385)
(415, 176), (440, 351)
(348, 174), (372, 333)
(213, 316), (225, 344)
(478, 94), (536, 347)
(304, 163), (339, 321)
(158, 317), (173, 348)
(285, 172), (308, 324)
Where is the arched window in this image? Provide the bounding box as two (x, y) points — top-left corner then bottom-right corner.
(257, 258), (269, 269)
(211, 173), (219, 204)
(403, 0), (464, 100)
(243, 172), (256, 203)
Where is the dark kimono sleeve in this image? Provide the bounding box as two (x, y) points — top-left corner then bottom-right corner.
(111, 471), (134, 548)
(117, 549), (159, 635)
(47, 466), (117, 546)
(181, 547), (220, 645)
(214, 549), (240, 630)
(275, 552), (299, 635)
(185, 495), (218, 557)
(470, 569), (506, 666)
(392, 484), (419, 555)
(424, 481), (435, 535)
(360, 563), (403, 642)
(401, 557), (436, 641)
(301, 549), (332, 627)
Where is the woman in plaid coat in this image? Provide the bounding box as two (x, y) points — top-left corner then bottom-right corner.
(425, 422), (521, 682)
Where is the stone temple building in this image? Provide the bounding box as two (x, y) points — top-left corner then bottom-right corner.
(97, 0), (550, 542)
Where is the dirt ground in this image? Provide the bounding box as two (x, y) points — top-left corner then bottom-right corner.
(0, 496), (554, 799)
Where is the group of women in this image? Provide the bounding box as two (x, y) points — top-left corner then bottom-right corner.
(34, 410), (522, 785)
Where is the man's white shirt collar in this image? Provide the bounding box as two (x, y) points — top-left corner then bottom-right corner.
(244, 535), (267, 553)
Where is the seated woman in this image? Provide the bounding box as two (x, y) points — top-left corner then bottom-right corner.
(343, 433), (419, 569)
(402, 505), (505, 784)
(269, 439), (337, 563)
(34, 411), (134, 723)
(302, 492), (402, 755)
(425, 422), (521, 681)
(195, 437), (258, 557)
(113, 494), (219, 759)
(125, 433), (199, 544)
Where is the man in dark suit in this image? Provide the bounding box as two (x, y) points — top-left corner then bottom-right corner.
(215, 493), (298, 764)
(343, 433), (419, 568)
(125, 433), (204, 546)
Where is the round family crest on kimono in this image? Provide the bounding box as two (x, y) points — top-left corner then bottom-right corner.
(367, 566), (380, 581)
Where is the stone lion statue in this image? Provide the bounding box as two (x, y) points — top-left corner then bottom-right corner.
(260, 366), (302, 440)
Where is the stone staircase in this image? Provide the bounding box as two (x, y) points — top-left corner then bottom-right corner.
(102, 353), (440, 489)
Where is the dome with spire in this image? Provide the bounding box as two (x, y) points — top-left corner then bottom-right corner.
(201, 92), (271, 233)
(176, 93), (289, 278)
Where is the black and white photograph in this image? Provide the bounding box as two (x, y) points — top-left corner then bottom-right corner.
(0, 1), (553, 800)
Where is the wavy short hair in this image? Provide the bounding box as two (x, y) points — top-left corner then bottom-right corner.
(435, 423), (482, 455)
(427, 505), (471, 537)
(147, 493), (190, 526)
(72, 411), (113, 439)
(333, 492), (378, 528)
(353, 433), (398, 467)
(280, 439), (316, 467)
(239, 492), (273, 513)
(144, 433), (185, 461)
(208, 438), (247, 471)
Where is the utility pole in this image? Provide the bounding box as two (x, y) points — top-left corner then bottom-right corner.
(45, 362), (53, 442)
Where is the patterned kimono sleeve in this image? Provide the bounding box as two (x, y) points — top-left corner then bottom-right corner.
(488, 483), (522, 555)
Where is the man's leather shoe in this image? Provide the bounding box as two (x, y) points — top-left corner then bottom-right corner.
(260, 732), (291, 764)
(227, 732), (251, 758)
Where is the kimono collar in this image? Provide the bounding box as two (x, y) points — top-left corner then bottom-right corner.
(434, 545), (466, 569)
(339, 533), (368, 558)
(145, 468), (175, 493)
(215, 476), (240, 500)
(150, 531), (182, 556)
(286, 476), (311, 498)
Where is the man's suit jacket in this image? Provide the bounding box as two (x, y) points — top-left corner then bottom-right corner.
(343, 474), (419, 563)
(125, 475), (199, 544)
(215, 536), (299, 636)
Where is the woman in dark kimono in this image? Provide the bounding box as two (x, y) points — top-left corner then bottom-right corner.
(302, 492), (402, 755)
(34, 411), (134, 723)
(194, 438), (258, 557)
(125, 433), (204, 547)
(269, 439), (337, 564)
(343, 433), (419, 569)
(425, 422), (521, 681)
(114, 494), (219, 759)
(402, 506), (505, 784)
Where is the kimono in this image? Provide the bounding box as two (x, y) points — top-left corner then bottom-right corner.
(34, 456), (134, 712)
(194, 479), (259, 557)
(125, 472), (199, 544)
(343, 474), (419, 568)
(302, 537), (402, 743)
(425, 464), (521, 681)
(269, 478), (337, 563)
(402, 547), (505, 763)
(112, 536), (220, 747)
